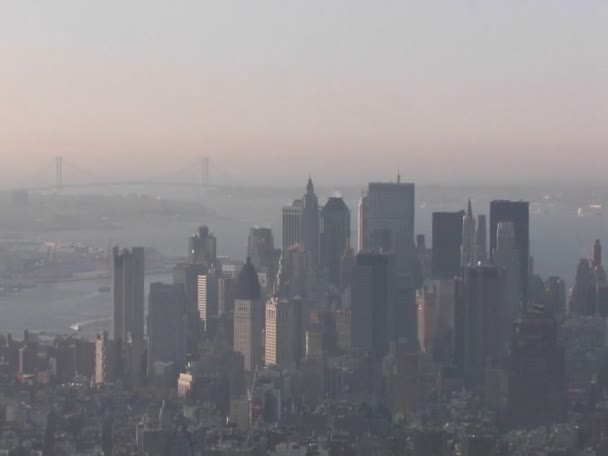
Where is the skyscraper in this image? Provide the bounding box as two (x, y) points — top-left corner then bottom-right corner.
(349, 265), (373, 353)
(300, 177), (321, 269)
(147, 282), (187, 373)
(455, 265), (507, 385)
(94, 331), (115, 385)
(363, 179), (415, 276)
(354, 252), (397, 358)
(357, 194), (368, 253)
(432, 210), (465, 279)
(189, 225), (217, 267)
(197, 272), (218, 332)
(113, 247), (144, 346)
(476, 214), (487, 264)
(320, 196), (351, 287)
(282, 199), (303, 251)
(233, 258), (262, 371)
(494, 222), (521, 322)
(247, 227), (280, 292)
(461, 199), (476, 268)
(265, 297), (296, 368)
(489, 200), (530, 305)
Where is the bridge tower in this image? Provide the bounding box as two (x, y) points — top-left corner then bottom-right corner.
(55, 156), (63, 190)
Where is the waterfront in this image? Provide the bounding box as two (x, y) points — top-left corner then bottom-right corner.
(0, 272), (170, 337)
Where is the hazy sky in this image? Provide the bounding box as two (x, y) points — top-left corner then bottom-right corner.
(1, 1), (607, 186)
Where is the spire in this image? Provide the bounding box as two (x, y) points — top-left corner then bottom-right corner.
(466, 198), (473, 218)
(306, 175), (314, 194)
(397, 170), (401, 184)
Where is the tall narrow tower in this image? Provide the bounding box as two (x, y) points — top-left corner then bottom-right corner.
(461, 199), (476, 267)
(300, 177), (320, 269)
(233, 258), (262, 371)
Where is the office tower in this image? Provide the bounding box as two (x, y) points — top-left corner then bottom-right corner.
(247, 227), (280, 290)
(489, 200), (530, 305)
(432, 210), (465, 279)
(494, 222), (521, 321)
(282, 199), (303, 251)
(363, 180), (415, 276)
(188, 225), (217, 267)
(353, 252), (396, 358)
(95, 332), (115, 385)
(321, 196), (351, 287)
(113, 247), (144, 346)
(507, 307), (566, 428)
(265, 297), (296, 368)
(571, 241), (608, 316)
(147, 283), (187, 373)
(357, 194), (368, 253)
(475, 214), (488, 264)
(455, 265), (506, 384)
(197, 272), (218, 332)
(217, 276), (235, 315)
(275, 244), (309, 299)
(417, 285), (438, 353)
(594, 240), (602, 267)
(461, 199), (476, 268)
(173, 262), (207, 354)
(349, 266), (373, 353)
(233, 258), (262, 371)
(300, 177), (321, 269)
(416, 235), (432, 284)
(124, 333), (144, 389)
(545, 276), (567, 317)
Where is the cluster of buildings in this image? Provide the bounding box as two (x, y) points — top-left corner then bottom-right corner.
(2, 177), (608, 455)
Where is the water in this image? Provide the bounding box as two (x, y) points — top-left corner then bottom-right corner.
(0, 273), (170, 337)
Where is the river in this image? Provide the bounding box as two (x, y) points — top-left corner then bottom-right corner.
(0, 272), (170, 338)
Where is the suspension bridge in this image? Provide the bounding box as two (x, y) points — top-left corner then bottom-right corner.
(6, 155), (238, 194)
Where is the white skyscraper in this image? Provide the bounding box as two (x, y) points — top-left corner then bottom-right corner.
(265, 297), (296, 368)
(461, 199), (476, 267)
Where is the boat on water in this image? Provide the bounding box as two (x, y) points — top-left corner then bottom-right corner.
(98, 286), (111, 293)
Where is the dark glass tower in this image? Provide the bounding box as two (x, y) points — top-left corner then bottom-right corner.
(490, 200), (529, 305)
(300, 177), (320, 269)
(432, 210), (465, 279)
(321, 196), (351, 287)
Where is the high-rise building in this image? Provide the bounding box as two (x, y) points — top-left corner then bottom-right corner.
(593, 239), (602, 268)
(147, 283), (187, 373)
(363, 180), (415, 276)
(265, 297), (296, 368)
(247, 227), (280, 291)
(475, 214), (488, 264)
(357, 194), (368, 253)
(354, 252), (396, 358)
(217, 276), (235, 315)
(233, 258), (262, 371)
(489, 200), (530, 305)
(95, 331), (115, 385)
(197, 273), (218, 332)
(545, 276), (567, 317)
(507, 306), (566, 427)
(113, 247), (144, 346)
(494, 222), (521, 322)
(432, 210), (465, 279)
(455, 265), (507, 385)
(300, 177), (321, 269)
(349, 266), (373, 353)
(461, 199), (476, 268)
(188, 225), (217, 267)
(282, 199), (303, 251)
(321, 196), (351, 287)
